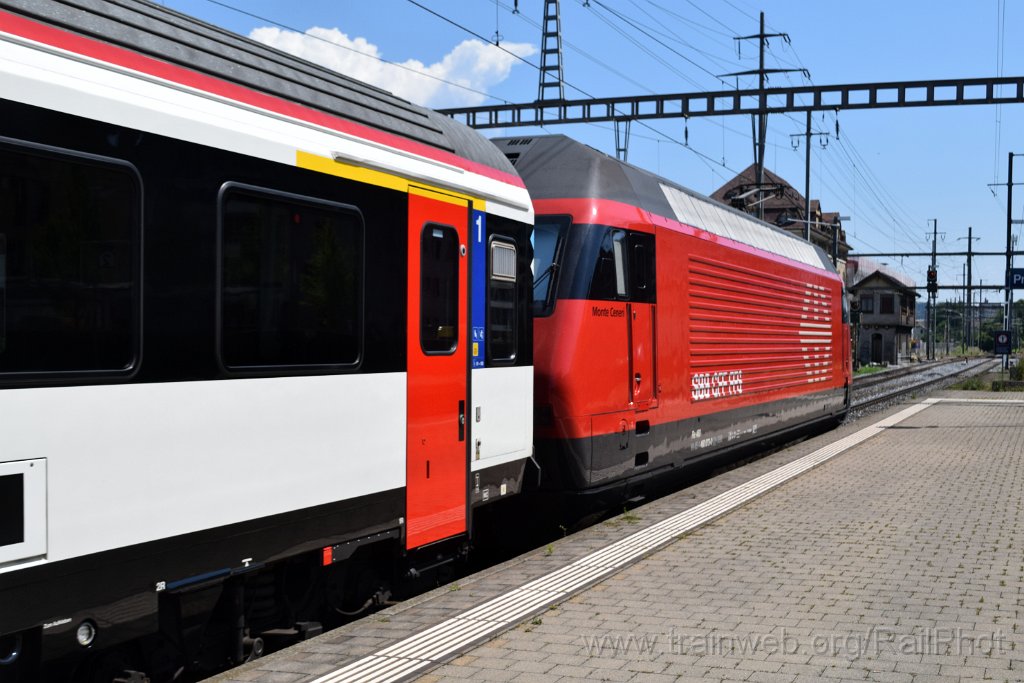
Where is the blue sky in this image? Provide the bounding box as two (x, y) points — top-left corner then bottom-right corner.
(156, 0), (1022, 299)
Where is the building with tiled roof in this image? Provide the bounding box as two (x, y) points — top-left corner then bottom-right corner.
(710, 163), (850, 271)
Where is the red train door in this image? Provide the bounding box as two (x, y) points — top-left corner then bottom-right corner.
(629, 303), (656, 407)
(406, 188), (469, 550)
(628, 232), (657, 408)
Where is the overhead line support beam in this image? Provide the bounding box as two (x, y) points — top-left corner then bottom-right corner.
(439, 76), (1024, 129)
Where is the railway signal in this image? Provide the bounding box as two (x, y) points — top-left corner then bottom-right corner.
(994, 330), (1012, 355)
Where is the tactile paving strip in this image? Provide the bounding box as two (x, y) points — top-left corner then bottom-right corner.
(311, 399), (940, 683)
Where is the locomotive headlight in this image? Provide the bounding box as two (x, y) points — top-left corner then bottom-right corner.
(75, 621), (96, 647)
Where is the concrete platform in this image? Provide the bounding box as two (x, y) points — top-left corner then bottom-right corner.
(211, 391), (1024, 683)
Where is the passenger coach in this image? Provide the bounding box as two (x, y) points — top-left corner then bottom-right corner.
(0, 1), (532, 680)
(493, 135), (851, 500)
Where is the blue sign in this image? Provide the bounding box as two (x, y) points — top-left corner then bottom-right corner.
(471, 210), (486, 368)
(1009, 268), (1024, 289)
(995, 330), (1012, 355)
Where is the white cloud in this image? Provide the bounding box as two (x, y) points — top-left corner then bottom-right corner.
(249, 26), (535, 108)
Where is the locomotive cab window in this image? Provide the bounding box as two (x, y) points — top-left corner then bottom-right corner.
(582, 227), (656, 303)
(420, 223), (459, 354)
(219, 184), (363, 371)
(532, 214), (570, 316)
(590, 229), (627, 300)
(0, 139), (139, 376)
(487, 238), (517, 362)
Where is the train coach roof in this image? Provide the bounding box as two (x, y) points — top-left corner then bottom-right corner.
(1, 0), (516, 177)
(492, 135), (836, 273)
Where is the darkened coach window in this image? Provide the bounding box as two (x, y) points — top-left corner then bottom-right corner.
(487, 238), (517, 362)
(420, 223), (459, 354)
(0, 140), (139, 375)
(219, 184), (363, 370)
(0, 474), (24, 547)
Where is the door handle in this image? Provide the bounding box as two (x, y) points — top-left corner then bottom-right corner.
(458, 400), (465, 441)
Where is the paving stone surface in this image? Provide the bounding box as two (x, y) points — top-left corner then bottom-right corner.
(210, 391), (1024, 682)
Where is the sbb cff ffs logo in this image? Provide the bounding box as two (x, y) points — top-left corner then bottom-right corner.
(691, 370), (744, 401)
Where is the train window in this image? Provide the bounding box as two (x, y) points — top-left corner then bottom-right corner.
(420, 223), (459, 354)
(219, 184), (363, 370)
(0, 140), (139, 376)
(532, 215), (570, 316)
(487, 238), (516, 362)
(628, 232), (656, 304)
(633, 244), (648, 289)
(0, 474), (24, 547)
(589, 229), (627, 300)
(613, 234), (626, 297)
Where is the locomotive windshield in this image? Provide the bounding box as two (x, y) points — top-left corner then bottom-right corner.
(532, 215), (570, 316)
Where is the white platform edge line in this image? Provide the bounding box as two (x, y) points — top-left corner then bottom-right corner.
(310, 398), (938, 683)
(933, 398), (1024, 404)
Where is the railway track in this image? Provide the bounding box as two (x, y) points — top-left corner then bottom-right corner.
(850, 357), (999, 411)
(481, 360), (1004, 557)
(850, 357), (961, 389)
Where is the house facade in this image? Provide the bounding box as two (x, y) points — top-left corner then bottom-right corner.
(849, 271), (918, 365)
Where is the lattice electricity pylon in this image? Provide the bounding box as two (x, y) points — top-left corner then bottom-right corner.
(537, 0), (565, 102)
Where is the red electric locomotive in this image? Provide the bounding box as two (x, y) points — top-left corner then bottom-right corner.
(493, 135), (852, 500)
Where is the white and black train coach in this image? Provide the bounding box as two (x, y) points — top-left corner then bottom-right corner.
(0, 1), (533, 680)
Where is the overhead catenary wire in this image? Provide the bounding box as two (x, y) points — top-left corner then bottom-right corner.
(540, 1), (795, 148)
(604, 1), (910, 236)
(684, 0), (739, 34)
(202, 0), (508, 103)
(731, 6), (928, 242)
(435, 0), (751, 177)
(496, 0), (652, 93)
(712, 9), (908, 244)
(405, 0), (541, 73)
(624, 0), (738, 70)
(586, 0), (731, 84)
(577, 1), (707, 90)
(639, 0), (734, 39)
(216, 0), (984, 273)
(835, 133), (922, 242)
(199, 0), (741, 181)
(714, 0), (760, 24)
(408, 0), (844, 189)
(559, 0), (803, 168)
(747, 10), (928, 256)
